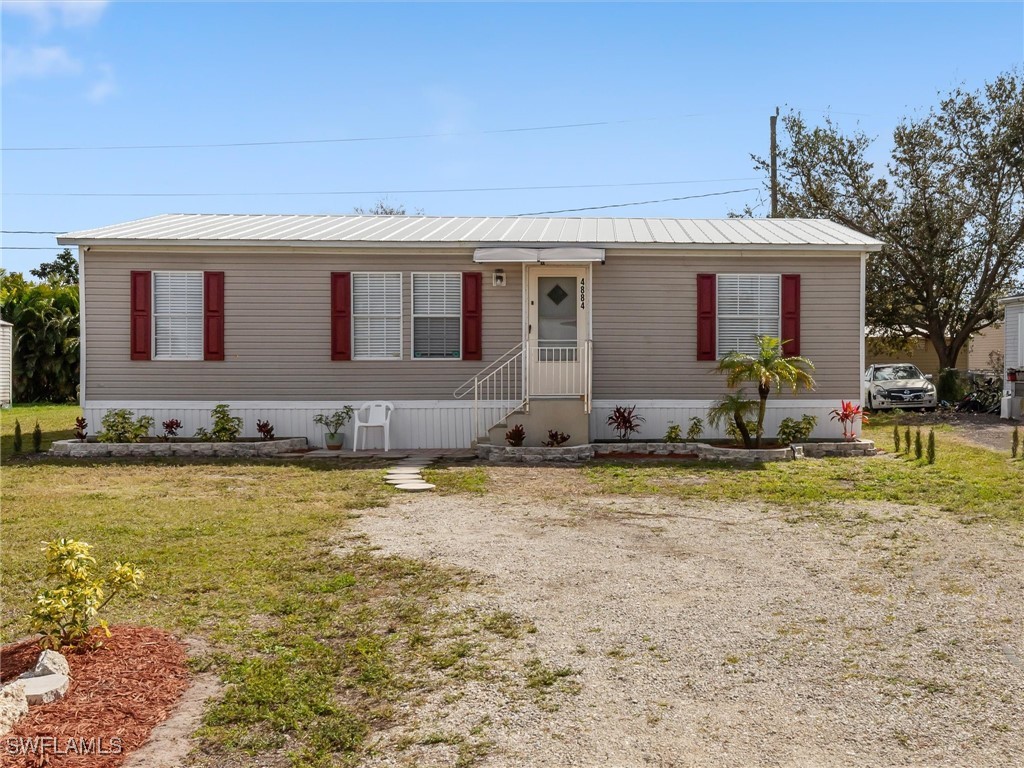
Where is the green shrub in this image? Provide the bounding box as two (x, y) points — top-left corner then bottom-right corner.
(32, 421), (42, 452)
(195, 404), (243, 442)
(914, 429), (923, 460)
(904, 427), (912, 455)
(12, 419), (22, 453)
(893, 424), (901, 452)
(927, 429), (936, 464)
(98, 409), (154, 443)
(28, 538), (144, 649)
(663, 423), (684, 443)
(726, 419), (760, 444)
(936, 368), (966, 403)
(686, 417), (704, 441)
(777, 414), (818, 446)
(1013, 426), (1020, 459)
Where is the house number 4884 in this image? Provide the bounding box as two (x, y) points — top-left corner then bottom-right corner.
(579, 278), (586, 309)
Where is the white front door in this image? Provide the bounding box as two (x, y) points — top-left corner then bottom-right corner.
(526, 265), (589, 397)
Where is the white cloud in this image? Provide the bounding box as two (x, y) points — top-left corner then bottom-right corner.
(85, 62), (115, 102)
(1, 0), (110, 30)
(2, 44), (82, 83)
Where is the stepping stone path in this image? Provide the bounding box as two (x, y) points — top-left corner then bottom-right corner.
(385, 456), (437, 492)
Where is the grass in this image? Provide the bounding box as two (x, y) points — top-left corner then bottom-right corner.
(583, 424), (1024, 523)
(1, 403), (80, 459)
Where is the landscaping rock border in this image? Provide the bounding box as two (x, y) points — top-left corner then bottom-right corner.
(50, 437), (308, 458)
(480, 439), (875, 463)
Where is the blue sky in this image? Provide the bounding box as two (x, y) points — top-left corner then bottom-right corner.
(2, 0), (1022, 273)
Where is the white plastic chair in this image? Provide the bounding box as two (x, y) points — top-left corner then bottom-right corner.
(352, 401), (394, 452)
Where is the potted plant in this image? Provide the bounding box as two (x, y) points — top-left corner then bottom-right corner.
(1008, 368), (1019, 382)
(313, 407), (354, 450)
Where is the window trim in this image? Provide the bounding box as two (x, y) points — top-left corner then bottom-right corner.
(411, 271), (463, 362)
(351, 271), (403, 361)
(715, 272), (781, 360)
(151, 269), (205, 362)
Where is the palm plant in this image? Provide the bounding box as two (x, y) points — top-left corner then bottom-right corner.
(717, 336), (816, 448)
(707, 391), (759, 449)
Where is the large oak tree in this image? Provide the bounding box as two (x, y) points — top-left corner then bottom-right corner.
(748, 72), (1024, 369)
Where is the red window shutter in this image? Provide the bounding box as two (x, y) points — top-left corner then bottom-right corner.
(696, 274), (716, 361)
(331, 272), (352, 361)
(781, 274), (801, 356)
(462, 271), (483, 361)
(130, 270), (151, 360)
(204, 271), (225, 361)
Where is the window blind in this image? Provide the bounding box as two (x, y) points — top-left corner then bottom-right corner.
(716, 274), (780, 357)
(352, 272), (402, 359)
(413, 273), (461, 359)
(153, 271), (204, 360)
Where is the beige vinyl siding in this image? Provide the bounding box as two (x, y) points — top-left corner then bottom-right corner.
(83, 249), (521, 401)
(591, 251), (862, 400)
(968, 325), (1004, 371)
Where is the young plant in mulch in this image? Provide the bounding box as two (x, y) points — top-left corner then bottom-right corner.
(686, 416), (704, 441)
(13, 419), (22, 453)
(256, 420), (275, 441)
(707, 392), (759, 449)
(99, 409), (155, 443)
(716, 336), (816, 448)
(607, 405), (645, 441)
(914, 429), (923, 460)
(29, 538), (144, 650)
(74, 417), (88, 441)
(777, 414), (817, 446)
(1013, 426), (1020, 459)
(830, 400), (866, 440)
(161, 418), (183, 441)
(195, 404), (243, 442)
(542, 430), (571, 447)
(663, 423), (684, 443)
(927, 429), (936, 464)
(32, 422), (42, 453)
(505, 424), (526, 447)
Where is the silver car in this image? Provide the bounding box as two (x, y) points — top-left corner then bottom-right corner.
(863, 364), (938, 411)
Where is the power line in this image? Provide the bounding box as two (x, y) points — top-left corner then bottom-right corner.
(0, 246), (62, 250)
(515, 188), (758, 216)
(2, 177), (761, 198)
(1, 115), (695, 152)
(1, 230), (64, 234)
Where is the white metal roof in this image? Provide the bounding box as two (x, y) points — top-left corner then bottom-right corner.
(58, 213), (884, 251)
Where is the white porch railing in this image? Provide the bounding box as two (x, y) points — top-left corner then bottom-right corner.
(454, 340), (593, 442)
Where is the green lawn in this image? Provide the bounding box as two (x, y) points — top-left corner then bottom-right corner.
(1, 403), (80, 459)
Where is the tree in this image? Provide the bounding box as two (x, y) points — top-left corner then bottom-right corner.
(30, 248), (79, 286)
(716, 336), (816, 448)
(746, 72), (1024, 369)
(352, 199), (423, 215)
(707, 391), (759, 449)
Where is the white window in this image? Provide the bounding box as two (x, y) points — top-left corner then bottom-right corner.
(412, 273), (462, 359)
(153, 271), (203, 360)
(352, 272), (402, 360)
(717, 274), (781, 357)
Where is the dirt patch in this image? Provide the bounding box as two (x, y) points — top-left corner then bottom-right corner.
(1, 626), (190, 768)
(349, 483), (1024, 767)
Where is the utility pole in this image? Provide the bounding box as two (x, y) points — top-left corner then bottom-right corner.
(770, 107), (779, 218)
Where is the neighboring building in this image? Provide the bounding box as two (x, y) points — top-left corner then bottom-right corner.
(1001, 294), (1024, 419)
(0, 319), (12, 407)
(58, 214), (883, 448)
(865, 325), (1006, 377)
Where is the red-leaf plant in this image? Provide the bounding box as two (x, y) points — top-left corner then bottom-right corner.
(830, 400), (866, 440)
(542, 430), (571, 447)
(161, 418), (183, 441)
(73, 417), (88, 441)
(256, 420), (275, 441)
(607, 405), (645, 441)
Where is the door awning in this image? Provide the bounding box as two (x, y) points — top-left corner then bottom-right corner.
(473, 247), (605, 264)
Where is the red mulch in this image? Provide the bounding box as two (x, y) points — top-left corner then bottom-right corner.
(593, 452), (700, 460)
(1, 626), (190, 767)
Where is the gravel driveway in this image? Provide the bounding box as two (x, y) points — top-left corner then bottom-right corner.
(351, 473), (1023, 768)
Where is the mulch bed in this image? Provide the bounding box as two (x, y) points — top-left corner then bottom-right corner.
(1, 626), (190, 767)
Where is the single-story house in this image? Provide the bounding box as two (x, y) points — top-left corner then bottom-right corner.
(58, 214), (883, 448)
(1000, 294), (1024, 419)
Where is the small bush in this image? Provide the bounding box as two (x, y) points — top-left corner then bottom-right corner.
(914, 429), (923, 460)
(195, 404), (243, 442)
(13, 420), (22, 453)
(686, 417), (704, 441)
(73, 417), (88, 441)
(663, 423), (684, 443)
(542, 430), (571, 447)
(777, 414), (817, 446)
(937, 368), (966, 403)
(1013, 426), (1020, 459)
(29, 538), (144, 650)
(505, 424), (526, 447)
(256, 420), (275, 441)
(893, 424), (901, 452)
(904, 427), (912, 455)
(607, 405), (645, 441)
(98, 409), (155, 443)
(32, 421), (42, 452)
(927, 429), (936, 464)
(161, 418), (183, 440)
(726, 419), (760, 445)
